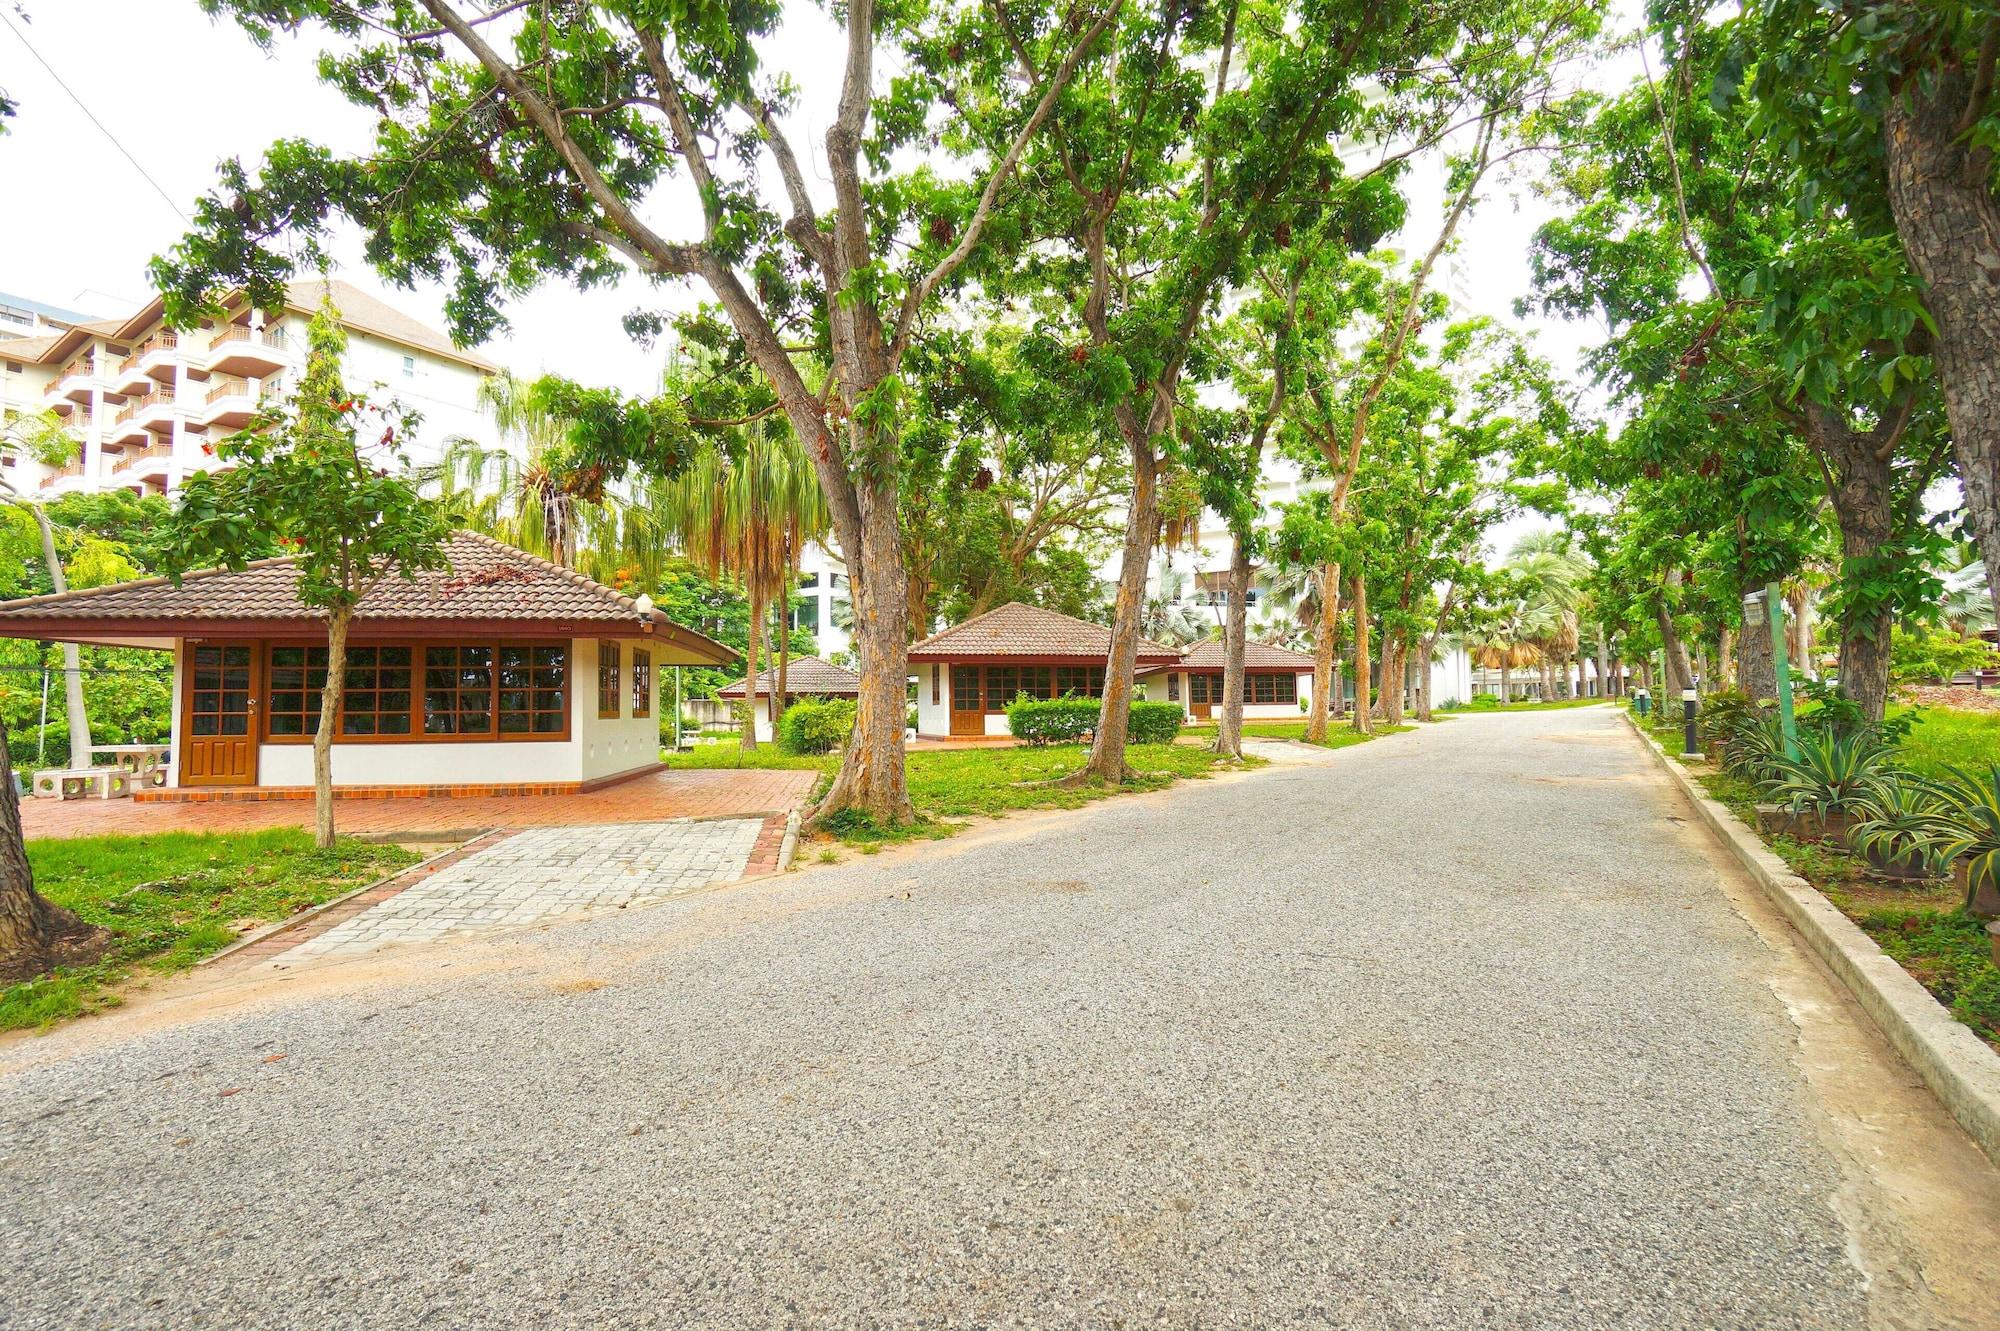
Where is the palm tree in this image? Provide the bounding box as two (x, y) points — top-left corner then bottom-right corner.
(433, 373), (616, 572)
(0, 412), (90, 770)
(655, 424), (828, 748)
(1507, 531), (1590, 699)
(1463, 603), (1537, 702)
(1140, 556), (1210, 648)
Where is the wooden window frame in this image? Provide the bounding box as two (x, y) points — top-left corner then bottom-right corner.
(597, 640), (622, 719)
(260, 639), (572, 744)
(631, 648), (652, 719)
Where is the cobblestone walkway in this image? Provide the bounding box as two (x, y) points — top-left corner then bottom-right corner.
(276, 818), (768, 961)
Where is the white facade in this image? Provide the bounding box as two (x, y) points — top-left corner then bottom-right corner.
(164, 636), (659, 789)
(0, 280), (500, 501)
(793, 544), (854, 658)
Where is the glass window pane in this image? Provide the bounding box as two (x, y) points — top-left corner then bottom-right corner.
(380, 713), (411, 735)
(268, 713), (301, 736)
(220, 713), (248, 736)
(192, 714), (218, 736)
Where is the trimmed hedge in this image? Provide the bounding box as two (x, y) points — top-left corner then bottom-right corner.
(778, 698), (855, 755)
(1006, 696), (1187, 746)
(1007, 696), (1099, 745)
(1128, 701), (1186, 744)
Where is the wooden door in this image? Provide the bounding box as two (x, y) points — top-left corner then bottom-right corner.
(181, 643), (259, 785)
(1189, 673), (1213, 719)
(949, 665), (985, 737)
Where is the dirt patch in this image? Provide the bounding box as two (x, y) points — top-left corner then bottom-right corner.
(0, 910), (111, 986)
(1898, 684), (2000, 713)
(550, 977), (609, 995)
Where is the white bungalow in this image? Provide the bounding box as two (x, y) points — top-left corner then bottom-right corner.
(908, 602), (1179, 738)
(1139, 639), (1317, 720)
(0, 532), (734, 797)
(716, 655), (862, 743)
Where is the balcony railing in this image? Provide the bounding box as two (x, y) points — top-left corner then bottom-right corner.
(38, 461), (85, 489)
(57, 355), (91, 383)
(205, 375), (253, 405)
(209, 324), (286, 353)
(113, 390), (172, 425)
(113, 442), (173, 474)
(119, 331), (178, 374)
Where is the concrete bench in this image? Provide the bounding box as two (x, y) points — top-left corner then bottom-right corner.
(32, 767), (139, 800)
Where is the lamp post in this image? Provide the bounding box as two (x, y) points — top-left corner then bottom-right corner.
(1743, 585), (1799, 760)
(1682, 678), (1700, 757)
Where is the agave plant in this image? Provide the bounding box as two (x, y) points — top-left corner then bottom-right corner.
(1721, 711), (1790, 783)
(1923, 765), (2000, 908)
(1846, 780), (1953, 880)
(1759, 731), (1900, 819)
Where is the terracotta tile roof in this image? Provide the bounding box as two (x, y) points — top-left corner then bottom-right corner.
(908, 602), (1179, 664)
(718, 656), (861, 698)
(0, 531), (732, 662)
(284, 280), (498, 373)
(0, 334), (60, 361)
(1178, 638), (1316, 671)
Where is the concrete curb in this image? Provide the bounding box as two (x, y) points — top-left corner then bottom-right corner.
(777, 809), (801, 873)
(1621, 709), (2000, 1166)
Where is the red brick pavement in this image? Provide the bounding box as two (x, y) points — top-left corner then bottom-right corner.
(22, 768), (819, 841)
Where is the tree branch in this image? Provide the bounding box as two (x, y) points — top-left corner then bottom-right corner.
(887, 0), (1123, 363)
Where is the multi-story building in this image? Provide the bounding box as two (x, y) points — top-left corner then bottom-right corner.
(0, 279), (498, 499)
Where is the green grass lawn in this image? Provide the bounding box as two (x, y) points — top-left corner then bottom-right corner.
(3, 830), (418, 1032)
(1230, 720), (1413, 748)
(1886, 705), (2000, 779)
(666, 737), (1252, 845)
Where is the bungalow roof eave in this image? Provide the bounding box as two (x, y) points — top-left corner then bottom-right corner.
(907, 649), (1181, 666)
(0, 616), (737, 665)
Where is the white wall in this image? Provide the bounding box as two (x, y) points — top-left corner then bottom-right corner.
(1429, 646), (1474, 708)
(227, 636), (660, 789)
(915, 662), (949, 737)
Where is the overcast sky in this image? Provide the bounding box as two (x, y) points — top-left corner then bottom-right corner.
(1, 0), (1636, 555)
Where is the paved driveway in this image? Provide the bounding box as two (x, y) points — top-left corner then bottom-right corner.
(277, 819), (770, 961)
(3, 708), (1997, 1329)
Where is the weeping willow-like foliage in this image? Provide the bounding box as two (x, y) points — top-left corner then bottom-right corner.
(650, 424), (829, 746)
(432, 373), (616, 572)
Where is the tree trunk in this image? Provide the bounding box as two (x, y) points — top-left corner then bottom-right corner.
(1789, 583), (1815, 677)
(1805, 402), (1901, 724)
(1737, 595), (1777, 702)
(1499, 662), (1511, 703)
(1305, 564), (1339, 742)
(1213, 531), (1250, 760)
(1883, 61), (2000, 630)
(813, 474), (915, 822)
(1595, 626), (1611, 701)
(1075, 439), (1159, 784)
(740, 593), (763, 752)
(0, 711), (101, 980)
(27, 506), (89, 771)
(773, 579), (791, 734)
(1414, 634), (1439, 722)
(1380, 634), (1406, 725)
(1350, 572), (1372, 735)
(1655, 594), (1692, 701)
(312, 608), (349, 851)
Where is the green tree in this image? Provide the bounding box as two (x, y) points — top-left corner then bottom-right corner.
(655, 426), (828, 749)
(1748, 0), (2000, 629)
(161, 297), (456, 848)
(162, 0), (1117, 829)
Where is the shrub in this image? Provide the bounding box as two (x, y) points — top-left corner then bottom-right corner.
(1891, 625), (1995, 685)
(777, 698), (855, 755)
(1128, 700), (1186, 744)
(1007, 695), (1099, 745)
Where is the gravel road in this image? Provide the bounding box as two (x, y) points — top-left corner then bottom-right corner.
(3, 706), (1995, 1329)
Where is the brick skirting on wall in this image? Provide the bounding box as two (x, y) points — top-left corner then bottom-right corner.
(137, 762), (667, 804)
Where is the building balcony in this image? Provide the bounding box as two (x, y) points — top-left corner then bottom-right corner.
(37, 460), (87, 492)
(112, 440), (174, 482)
(108, 391), (176, 447)
(115, 332), (181, 390)
(198, 375), (264, 429)
(53, 355), (95, 404)
(206, 324), (288, 377)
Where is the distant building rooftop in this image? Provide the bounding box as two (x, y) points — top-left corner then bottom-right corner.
(0, 292), (104, 330)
